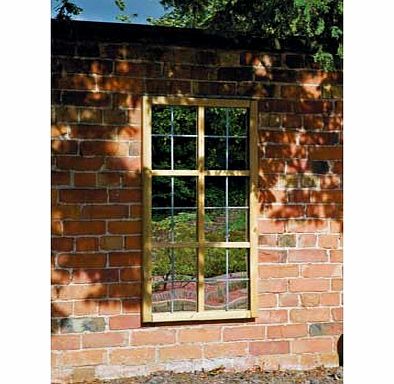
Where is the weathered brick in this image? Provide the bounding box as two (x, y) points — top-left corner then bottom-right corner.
(82, 332), (128, 348)
(60, 317), (106, 333)
(290, 308), (331, 323)
(223, 325), (265, 341)
(289, 278), (330, 292)
(133, 329), (176, 345)
(267, 324), (308, 339)
(204, 342), (247, 359)
(250, 341), (289, 355)
(160, 344), (202, 361)
(309, 322), (343, 336)
(110, 348), (155, 365)
(259, 265), (299, 278)
(58, 253), (107, 268)
(62, 350), (106, 367)
(292, 338), (332, 353)
(109, 315), (140, 330)
(52, 335), (80, 350)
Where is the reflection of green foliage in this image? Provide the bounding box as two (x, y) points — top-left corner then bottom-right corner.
(152, 106), (197, 135)
(205, 108), (247, 136)
(152, 177), (196, 207)
(152, 211), (247, 281)
(152, 246), (196, 282)
(205, 210), (247, 242)
(152, 211), (196, 242)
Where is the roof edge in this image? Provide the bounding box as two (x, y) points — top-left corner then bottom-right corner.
(51, 19), (316, 53)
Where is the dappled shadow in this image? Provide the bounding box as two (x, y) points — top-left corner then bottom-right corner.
(51, 23), (343, 379)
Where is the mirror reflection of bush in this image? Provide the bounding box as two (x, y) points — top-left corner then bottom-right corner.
(151, 106), (250, 311)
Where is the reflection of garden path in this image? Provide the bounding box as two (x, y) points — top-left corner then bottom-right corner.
(152, 276), (248, 310)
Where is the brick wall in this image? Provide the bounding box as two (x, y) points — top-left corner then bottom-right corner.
(51, 20), (343, 383)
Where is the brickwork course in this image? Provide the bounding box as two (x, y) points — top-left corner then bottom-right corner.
(51, 20), (343, 383)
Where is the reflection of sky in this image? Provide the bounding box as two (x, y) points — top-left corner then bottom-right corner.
(51, 0), (167, 24)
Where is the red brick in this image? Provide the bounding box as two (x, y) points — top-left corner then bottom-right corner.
(302, 264), (342, 278)
(76, 237), (98, 251)
(279, 293), (299, 307)
(57, 253), (107, 268)
(160, 344), (203, 361)
(258, 293), (277, 308)
(52, 335), (80, 350)
(82, 205), (129, 219)
(259, 265), (299, 278)
(109, 189), (142, 203)
(53, 284), (106, 300)
(80, 141), (129, 156)
(108, 220), (141, 234)
(262, 204), (304, 219)
(72, 269), (118, 283)
(318, 235), (339, 248)
(74, 300), (98, 315)
(265, 144), (308, 159)
(310, 191), (343, 203)
(52, 302), (73, 317)
(52, 171), (71, 185)
(288, 250), (327, 262)
(52, 237), (74, 252)
(258, 220), (285, 234)
(204, 343), (247, 358)
(74, 172), (96, 187)
(250, 341), (289, 355)
(98, 300), (121, 315)
(59, 189), (107, 203)
(287, 219), (328, 233)
(267, 324), (308, 339)
(79, 108), (103, 123)
(109, 251), (141, 267)
(52, 220), (63, 235)
(306, 204), (342, 219)
(297, 234), (317, 247)
(258, 310), (288, 324)
(52, 204), (81, 219)
(110, 348), (155, 366)
(120, 268), (141, 281)
(292, 338), (332, 353)
(287, 190), (310, 203)
(104, 153), (140, 170)
(56, 156), (105, 171)
(122, 300), (141, 313)
(300, 293), (321, 307)
(330, 250), (343, 263)
(320, 175), (341, 189)
(82, 332), (128, 348)
(133, 329), (176, 345)
(331, 278), (343, 291)
(63, 221), (106, 235)
(51, 140), (78, 154)
(289, 278), (330, 292)
(259, 279), (287, 293)
(51, 269), (71, 285)
(320, 293), (341, 306)
(108, 283), (140, 298)
(290, 308), (330, 322)
(125, 235), (142, 249)
(332, 307), (343, 321)
(62, 350), (106, 367)
(259, 159), (286, 173)
(223, 325), (265, 341)
(109, 315), (140, 330)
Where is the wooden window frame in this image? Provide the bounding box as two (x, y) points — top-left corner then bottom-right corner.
(142, 96), (258, 323)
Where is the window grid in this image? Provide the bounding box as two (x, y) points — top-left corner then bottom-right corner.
(143, 96), (258, 323)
